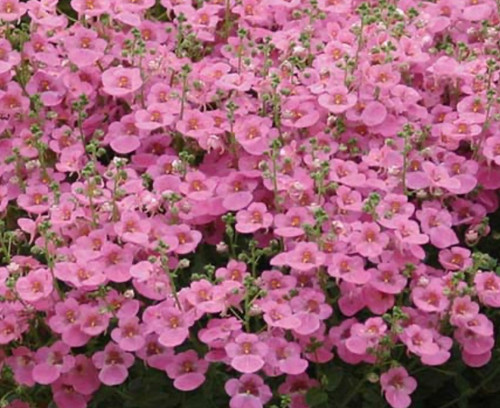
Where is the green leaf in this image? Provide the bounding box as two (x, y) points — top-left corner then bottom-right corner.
(322, 366), (344, 391)
(305, 388), (328, 407)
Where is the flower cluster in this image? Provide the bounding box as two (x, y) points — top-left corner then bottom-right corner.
(0, 0), (499, 408)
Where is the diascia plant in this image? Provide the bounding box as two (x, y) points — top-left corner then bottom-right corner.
(0, 0), (500, 407)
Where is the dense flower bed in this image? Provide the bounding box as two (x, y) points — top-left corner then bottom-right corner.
(0, 0), (500, 407)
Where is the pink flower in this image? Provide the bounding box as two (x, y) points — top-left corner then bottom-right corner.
(0, 0), (27, 21)
(475, 272), (500, 307)
(270, 242), (326, 272)
(290, 289), (332, 335)
(102, 67), (143, 97)
(135, 103), (175, 130)
(225, 374), (272, 408)
(345, 317), (387, 355)
(439, 247), (472, 271)
(0, 315), (22, 345)
(328, 254), (370, 285)
(351, 223), (389, 258)
(281, 99), (320, 129)
(235, 202), (273, 234)
(234, 115), (273, 155)
(65, 355), (100, 395)
(261, 300), (301, 330)
(157, 306), (195, 348)
(32, 341), (75, 385)
(92, 343), (135, 386)
(225, 334), (269, 373)
(79, 305), (111, 337)
(265, 338), (308, 375)
(360, 101), (387, 126)
(450, 296), (480, 327)
(369, 263), (407, 295)
(401, 325), (440, 357)
(111, 316), (146, 352)
(15, 268), (53, 303)
(176, 109), (215, 139)
(416, 207), (459, 249)
(216, 173), (258, 211)
(179, 171), (218, 201)
(65, 27), (106, 68)
(380, 367), (417, 408)
(52, 378), (91, 408)
(114, 211), (151, 246)
(164, 224), (202, 255)
(7, 347), (36, 386)
(318, 86), (357, 114)
(0, 39), (20, 73)
(48, 298), (90, 347)
(25, 71), (65, 107)
(411, 280), (449, 313)
(165, 350), (209, 391)
(71, 0), (110, 17)
(273, 207), (314, 238)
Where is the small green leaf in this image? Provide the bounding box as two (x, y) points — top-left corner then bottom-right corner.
(305, 388), (328, 407)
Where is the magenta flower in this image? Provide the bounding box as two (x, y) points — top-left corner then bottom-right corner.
(225, 334), (269, 374)
(102, 67), (143, 97)
(225, 374), (272, 408)
(92, 343), (135, 386)
(380, 367), (417, 408)
(235, 202), (273, 234)
(165, 350), (209, 391)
